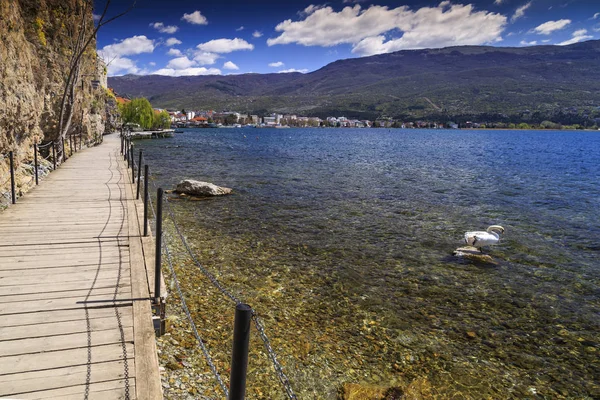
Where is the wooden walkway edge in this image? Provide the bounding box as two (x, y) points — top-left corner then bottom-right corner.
(0, 134), (162, 399)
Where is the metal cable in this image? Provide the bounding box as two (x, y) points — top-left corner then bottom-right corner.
(162, 229), (230, 397)
(37, 141), (53, 149)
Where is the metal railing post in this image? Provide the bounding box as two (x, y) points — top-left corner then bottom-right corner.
(229, 303), (252, 400)
(69, 135), (73, 156)
(130, 144), (135, 184)
(34, 143), (39, 185)
(136, 150), (143, 199)
(62, 138), (66, 162)
(123, 137), (127, 161)
(9, 151), (16, 204)
(52, 142), (57, 170)
(144, 165), (149, 237)
(121, 135), (124, 154)
(154, 187), (163, 301)
(79, 134), (82, 151)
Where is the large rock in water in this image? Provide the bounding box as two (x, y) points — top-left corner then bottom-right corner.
(175, 180), (232, 196)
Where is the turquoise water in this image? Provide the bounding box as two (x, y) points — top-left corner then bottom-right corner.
(139, 128), (599, 398)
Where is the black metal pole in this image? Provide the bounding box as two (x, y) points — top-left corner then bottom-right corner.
(123, 136), (127, 160)
(69, 135), (73, 156)
(52, 142), (57, 170)
(121, 135), (124, 154)
(34, 143), (39, 185)
(62, 138), (66, 162)
(144, 165), (149, 237)
(136, 150), (143, 199)
(229, 303), (252, 400)
(9, 151), (16, 204)
(79, 134), (82, 150)
(130, 144), (135, 184)
(154, 187), (163, 301)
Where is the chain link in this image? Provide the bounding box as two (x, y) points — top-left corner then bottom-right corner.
(143, 154), (298, 399)
(162, 230), (230, 397)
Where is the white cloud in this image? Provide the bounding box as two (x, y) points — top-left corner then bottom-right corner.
(532, 19), (571, 35)
(593, 12), (599, 19)
(149, 62), (156, 66)
(93, 13), (101, 21)
(223, 61), (239, 70)
(193, 51), (221, 65)
(253, 31), (263, 38)
(511, 2), (531, 22)
(520, 40), (537, 46)
(558, 29), (593, 46)
(236, 26), (245, 31)
(182, 10), (208, 25)
(167, 48), (183, 56)
(167, 56), (196, 69)
(98, 35), (155, 60)
(494, 0), (504, 4)
(153, 67), (221, 77)
(165, 37), (182, 46)
(269, 61), (284, 67)
(278, 68), (309, 73)
(267, 3), (507, 56)
(105, 57), (140, 76)
(150, 22), (179, 34)
(197, 38), (254, 53)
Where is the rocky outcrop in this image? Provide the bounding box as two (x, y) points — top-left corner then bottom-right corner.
(0, 0), (115, 200)
(175, 180), (232, 197)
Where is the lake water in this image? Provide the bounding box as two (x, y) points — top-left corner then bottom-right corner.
(137, 128), (599, 399)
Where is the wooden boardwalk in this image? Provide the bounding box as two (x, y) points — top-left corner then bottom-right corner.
(0, 135), (162, 399)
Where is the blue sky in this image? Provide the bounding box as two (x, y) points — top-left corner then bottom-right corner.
(95, 0), (600, 77)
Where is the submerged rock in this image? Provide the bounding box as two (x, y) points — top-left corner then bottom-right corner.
(175, 179), (232, 197)
(453, 246), (495, 263)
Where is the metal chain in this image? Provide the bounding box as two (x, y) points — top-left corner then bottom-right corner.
(144, 156), (297, 399)
(162, 229), (230, 397)
(252, 315), (298, 399)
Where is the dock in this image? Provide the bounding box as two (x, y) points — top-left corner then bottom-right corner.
(127, 130), (174, 140)
(0, 134), (162, 399)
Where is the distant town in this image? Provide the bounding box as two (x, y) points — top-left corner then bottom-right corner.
(114, 95), (600, 131)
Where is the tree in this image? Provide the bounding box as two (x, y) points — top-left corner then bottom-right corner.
(119, 98), (154, 129)
(56, 0), (135, 159)
(154, 110), (171, 129)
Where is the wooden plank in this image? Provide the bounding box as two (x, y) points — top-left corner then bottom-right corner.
(0, 314), (133, 342)
(0, 291), (134, 315)
(0, 326), (134, 357)
(0, 342), (134, 375)
(17, 379), (136, 400)
(0, 260), (128, 272)
(0, 282), (131, 303)
(0, 360), (134, 397)
(125, 160), (163, 400)
(0, 269), (129, 287)
(1, 306), (131, 327)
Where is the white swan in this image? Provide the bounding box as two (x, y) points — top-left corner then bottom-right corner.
(464, 225), (505, 252)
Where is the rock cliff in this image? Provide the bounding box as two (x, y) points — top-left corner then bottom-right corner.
(0, 0), (116, 202)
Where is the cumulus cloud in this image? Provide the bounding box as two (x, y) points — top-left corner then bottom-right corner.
(269, 61), (284, 67)
(277, 68), (309, 73)
(153, 67), (221, 77)
(165, 37), (182, 46)
(98, 36), (155, 75)
(558, 29), (593, 46)
(197, 38), (254, 53)
(223, 61), (239, 70)
(520, 40), (537, 46)
(167, 48), (182, 56)
(182, 11), (208, 25)
(150, 22), (179, 34)
(193, 51), (221, 65)
(511, 2), (531, 22)
(253, 31), (263, 38)
(267, 3), (507, 56)
(167, 56), (196, 69)
(532, 19), (571, 35)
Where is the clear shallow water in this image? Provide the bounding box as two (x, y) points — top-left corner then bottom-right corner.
(139, 128), (599, 398)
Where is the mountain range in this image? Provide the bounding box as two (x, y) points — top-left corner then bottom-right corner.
(108, 40), (600, 122)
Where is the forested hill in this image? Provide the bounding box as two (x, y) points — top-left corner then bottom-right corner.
(109, 40), (600, 122)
